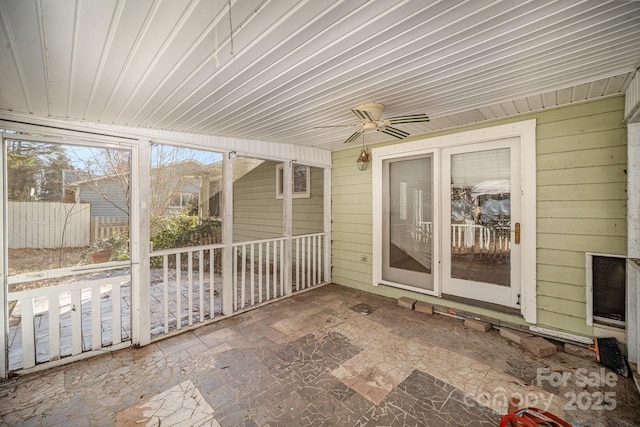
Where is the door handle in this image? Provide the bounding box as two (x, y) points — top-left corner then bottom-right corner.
(513, 223), (520, 244)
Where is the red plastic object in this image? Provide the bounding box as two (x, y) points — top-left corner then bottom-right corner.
(499, 407), (572, 427)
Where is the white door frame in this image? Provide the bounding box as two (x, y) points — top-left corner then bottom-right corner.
(373, 119), (537, 323)
(0, 126), (145, 377)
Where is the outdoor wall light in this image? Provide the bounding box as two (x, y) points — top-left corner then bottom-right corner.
(228, 150), (237, 159)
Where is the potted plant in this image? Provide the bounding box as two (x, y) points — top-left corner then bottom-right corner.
(84, 232), (130, 264)
(86, 238), (114, 263)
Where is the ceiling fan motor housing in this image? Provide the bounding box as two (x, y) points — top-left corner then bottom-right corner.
(363, 121), (378, 132)
(324, 102), (429, 143)
(355, 102), (384, 121)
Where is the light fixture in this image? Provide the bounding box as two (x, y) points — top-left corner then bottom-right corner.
(228, 150), (237, 159)
(356, 133), (369, 171)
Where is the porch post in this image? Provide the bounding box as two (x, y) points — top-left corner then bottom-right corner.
(0, 132), (7, 378)
(283, 162), (293, 295)
(131, 140), (151, 346)
(626, 70), (640, 371)
(221, 153), (234, 315)
(627, 121), (640, 368)
(199, 177), (210, 220)
(323, 167), (332, 283)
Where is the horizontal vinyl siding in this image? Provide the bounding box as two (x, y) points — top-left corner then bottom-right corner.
(233, 161), (324, 242)
(331, 96), (627, 336)
(293, 167), (324, 235)
(234, 161), (284, 241)
(78, 182), (128, 218)
(331, 149), (373, 290)
(535, 96), (626, 336)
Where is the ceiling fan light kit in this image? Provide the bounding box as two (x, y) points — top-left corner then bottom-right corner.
(357, 148), (369, 171)
(356, 132), (370, 171)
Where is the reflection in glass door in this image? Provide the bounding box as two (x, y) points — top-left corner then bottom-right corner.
(450, 148), (511, 286)
(442, 139), (520, 307)
(382, 155), (434, 291)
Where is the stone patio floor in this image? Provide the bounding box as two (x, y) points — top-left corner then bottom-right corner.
(1, 284), (639, 426)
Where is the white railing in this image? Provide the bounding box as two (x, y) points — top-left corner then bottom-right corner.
(451, 223), (510, 258)
(231, 233), (327, 312)
(7, 263), (131, 371)
(5, 233), (328, 373)
(149, 244), (223, 337)
(415, 222), (433, 243)
(293, 233), (325, 291)
(233, 237), (286, 311)
(149, 234), (327, 336)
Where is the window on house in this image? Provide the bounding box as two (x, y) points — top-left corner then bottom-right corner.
(170, 193), (199, 209)
(276, 163), (310, 199)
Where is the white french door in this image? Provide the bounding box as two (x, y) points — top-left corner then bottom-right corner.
(381, 153), (435, 292)
(374, 120), (536, 318)
(441, 138), (521, 308)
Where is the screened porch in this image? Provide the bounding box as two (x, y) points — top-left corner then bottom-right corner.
(1, 128), (331, 377)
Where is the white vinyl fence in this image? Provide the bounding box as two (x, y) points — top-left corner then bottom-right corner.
(7, 202), (91, 249)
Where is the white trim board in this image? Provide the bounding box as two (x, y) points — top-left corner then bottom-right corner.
(372, 119), (537, 323)
(0, 112), (332, 167)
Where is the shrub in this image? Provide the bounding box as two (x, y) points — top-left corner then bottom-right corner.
(149, 212), (222, 270)
(82, 231), (130, 262)
(151, 211), (200, 251)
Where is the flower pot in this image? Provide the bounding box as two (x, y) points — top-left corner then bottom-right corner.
(91, 250), (112, 263)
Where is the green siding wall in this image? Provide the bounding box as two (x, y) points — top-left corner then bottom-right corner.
(233, 160), (324, 242)
(331, 96), (627, 337)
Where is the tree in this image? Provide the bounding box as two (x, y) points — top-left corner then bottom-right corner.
(73, 148), (132, 217)
(70, 144), (209, 222)
(149, 144), (203, 218)
(6, 140), (74, 201)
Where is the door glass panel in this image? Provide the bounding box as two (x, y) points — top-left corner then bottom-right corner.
(450, 148), (510, 286)
(383, 155), (433, 290)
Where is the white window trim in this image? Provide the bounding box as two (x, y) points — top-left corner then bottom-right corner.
(586, 252), (627, 328)
(276, 163), (310, 199)
(372, 119), (537, 323)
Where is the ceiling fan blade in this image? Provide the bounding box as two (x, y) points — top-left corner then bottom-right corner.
(378, 126), (409, 139)
(344, 130), (364, 144)
(387, 114), (430, 124)
(351, 108), (373, 121)
(313, 123), (359, 129)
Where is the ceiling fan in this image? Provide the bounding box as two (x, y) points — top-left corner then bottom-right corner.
(315, 102), (430, 143)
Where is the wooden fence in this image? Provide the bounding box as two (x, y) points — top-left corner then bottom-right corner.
(7, 202), (91, 249)
(92, 216), (129, 241)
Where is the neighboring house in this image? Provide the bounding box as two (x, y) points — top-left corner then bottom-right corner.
(66, 160), (203, 219)
(67, 173), (129, 219)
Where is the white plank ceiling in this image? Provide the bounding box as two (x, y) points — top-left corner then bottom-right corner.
(0, 0), (638, 151)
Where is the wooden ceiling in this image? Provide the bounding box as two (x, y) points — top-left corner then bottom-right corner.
(1, 0), (639, 150)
